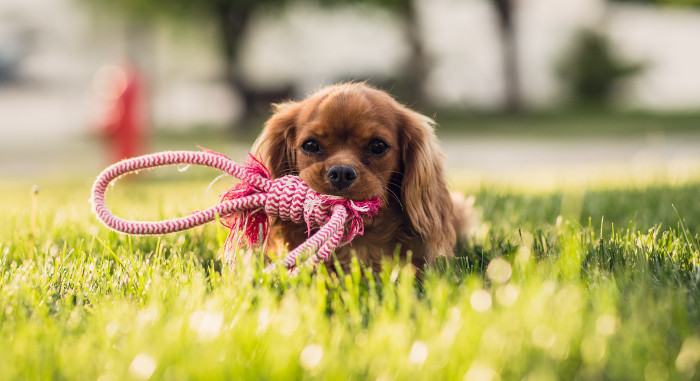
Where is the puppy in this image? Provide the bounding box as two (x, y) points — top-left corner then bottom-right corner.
(252, 82), (465, 271)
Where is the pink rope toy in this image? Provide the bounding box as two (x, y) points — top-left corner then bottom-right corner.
(90, 149), (381, 273)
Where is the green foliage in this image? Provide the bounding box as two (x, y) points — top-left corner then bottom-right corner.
(320, 0), (411, 11)
(84, 0), (412, 26)
(85, 0), (289, 21)
(1, 172), (700, 379)
(558, 29), (644, 106)
(610, 0), (700, 6)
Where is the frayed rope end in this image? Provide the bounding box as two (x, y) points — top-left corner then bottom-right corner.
(219, 154), (271, 251)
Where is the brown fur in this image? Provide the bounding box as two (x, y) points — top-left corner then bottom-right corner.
(252, 83), (460, 271)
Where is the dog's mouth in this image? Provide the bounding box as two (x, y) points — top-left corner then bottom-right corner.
(303, 177), (380, 202)
(316, 185), (379, 202)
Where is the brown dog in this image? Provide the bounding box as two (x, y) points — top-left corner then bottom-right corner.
(252, 83), (466, 271)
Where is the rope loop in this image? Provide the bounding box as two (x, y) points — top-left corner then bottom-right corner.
(90, 149), (381, 272)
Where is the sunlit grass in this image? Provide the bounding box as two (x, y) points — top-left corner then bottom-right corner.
(1, 171), (700, 380)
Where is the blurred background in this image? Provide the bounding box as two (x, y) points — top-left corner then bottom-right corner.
(1, 0), (699, 186)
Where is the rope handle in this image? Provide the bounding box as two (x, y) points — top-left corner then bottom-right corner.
(91, 151), (269, 234)
(90, 149), (381, 272)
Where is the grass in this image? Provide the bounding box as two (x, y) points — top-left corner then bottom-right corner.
(1, 167), (700, 380)
(151, 109), (700, 145)
(433, 109), (700, 138)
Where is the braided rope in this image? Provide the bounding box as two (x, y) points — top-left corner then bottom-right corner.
(90, 150), (381, 271)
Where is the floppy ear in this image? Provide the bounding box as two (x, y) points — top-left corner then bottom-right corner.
(251, 102), (300, 178)
(399, 107), (456, 260)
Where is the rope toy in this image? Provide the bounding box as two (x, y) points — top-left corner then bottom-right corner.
(90, 149), (381, 272)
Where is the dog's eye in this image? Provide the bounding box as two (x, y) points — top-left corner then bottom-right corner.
(301, 139), (321, 154)
(368, 140), (389, 155)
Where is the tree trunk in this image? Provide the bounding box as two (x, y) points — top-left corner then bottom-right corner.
(400, 1), (428, 108)
(215, 2), (257, 126)
(492, 0), (521, 113)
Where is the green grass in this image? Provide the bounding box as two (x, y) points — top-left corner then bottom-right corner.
(433, 109), (700, 138)
(1, 171), (700, 380)
(149, 109), (700, 146)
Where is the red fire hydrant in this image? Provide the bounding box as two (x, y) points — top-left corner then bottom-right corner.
(99, 63), (147, 162)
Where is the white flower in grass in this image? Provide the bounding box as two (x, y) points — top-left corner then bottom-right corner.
(486, 258), (512, 284)
(596, 314), (618, 336)
(257, 308), (272, 334)
(300, 344), (324, 370)
(464, 363), (500, 381)
(470, 290), (492, 312)
(408, 341), (428, 365)
(189, 310), (224, 341)
(676, 336), (700, 377)
(129, 353), (157, 380)
(136, 307), (159, 327)
(105, 321), (119, 338)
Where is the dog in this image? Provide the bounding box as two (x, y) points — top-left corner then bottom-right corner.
(252, 82), (470, 271)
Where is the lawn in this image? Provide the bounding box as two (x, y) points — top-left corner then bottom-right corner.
(1, 163), (700, 379)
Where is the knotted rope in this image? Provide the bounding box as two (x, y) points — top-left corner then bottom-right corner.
(90, 149), (381, 272)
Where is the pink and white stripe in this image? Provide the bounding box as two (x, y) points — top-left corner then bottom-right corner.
(90, 149), (381, 272)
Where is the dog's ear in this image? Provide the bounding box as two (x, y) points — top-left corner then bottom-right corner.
(398, 106), (456, 260)
(252, 102), (300, 178)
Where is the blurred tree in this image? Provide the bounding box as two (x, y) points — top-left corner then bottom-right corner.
(88, 0), (294, 125)
(390, 0), (429, 108)
(346, 0), (524, 112)
(329, 0), (428, 107)
(489, 0), (521, 113)
(573, 0), (694, 105)
(391, 0), (428, 108)
(89, 0), (433, 119)
(558, 29), (644, 106)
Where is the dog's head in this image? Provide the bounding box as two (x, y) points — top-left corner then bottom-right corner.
(253, 83), (455, 254)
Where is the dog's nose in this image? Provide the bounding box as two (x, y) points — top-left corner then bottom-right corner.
(327, 165), (358, 190)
